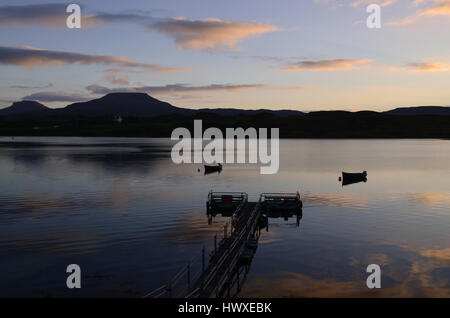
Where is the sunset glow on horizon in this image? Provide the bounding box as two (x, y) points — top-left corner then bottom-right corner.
(1, 0), (450, 111)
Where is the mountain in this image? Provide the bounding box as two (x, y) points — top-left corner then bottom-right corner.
(196, 108), (304, 117)
(61, 93), (303, 117)
(0, 93), (304, 118)
(1, 94), (450, 138)
(0, 93), (448, 118)
(0, 100), (51, 116)
(62, 92), (192, 117)
(385, 106), (450, 116)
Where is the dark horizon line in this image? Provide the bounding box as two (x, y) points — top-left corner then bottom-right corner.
(1, 91), (450, 114)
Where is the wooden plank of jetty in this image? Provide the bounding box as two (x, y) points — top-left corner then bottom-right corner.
(190, 202), (260, 298)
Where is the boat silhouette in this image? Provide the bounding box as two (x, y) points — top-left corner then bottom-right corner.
(341, 171), (367, 186)
(204, 163), (222, 175)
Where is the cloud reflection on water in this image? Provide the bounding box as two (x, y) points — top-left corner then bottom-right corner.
(241, 245), (450, 297)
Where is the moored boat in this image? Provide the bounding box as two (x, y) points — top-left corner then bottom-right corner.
(204, 163), (222, 174)
(341, 171), (367, 186)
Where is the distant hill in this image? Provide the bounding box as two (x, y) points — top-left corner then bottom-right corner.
(0, 93), (305, 118)
(1, 96), (450, 138)
(0, 100), (51, 116)
(385, 106), (450, 116)
(61, 93), (305, 117)
(0, 93), (448, 119)
(196, 108), (304, 117)
(61, 92), (192, 117)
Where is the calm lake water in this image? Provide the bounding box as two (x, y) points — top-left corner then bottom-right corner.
(0, 137), (449, 297)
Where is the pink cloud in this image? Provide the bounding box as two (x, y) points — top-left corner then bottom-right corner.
(85, 83), (266, 95)
(282, 59), (373, 71)
(149, 17), (278, 51)
(387, 0), (450, 26)
(389, 61), (450, 72)
(350, 0), (397, 7)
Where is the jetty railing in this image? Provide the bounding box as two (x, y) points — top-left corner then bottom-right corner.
(259, 192), (303, 211)
(196, 202), (261, 298)
(260, 191), (301, 202)
(143, 211), (238, 298)
(142, 251), (204, 298)
(144, 191), (302, 298)
(207, 191), (248, 216)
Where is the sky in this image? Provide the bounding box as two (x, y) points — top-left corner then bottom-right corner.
(0, 0), (449, 111)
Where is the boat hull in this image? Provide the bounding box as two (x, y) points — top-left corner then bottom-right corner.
(342, 171), (367, 186)
(204, 165), (222, 175)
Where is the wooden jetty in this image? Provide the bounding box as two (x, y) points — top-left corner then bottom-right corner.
(143, 191), (302, 298)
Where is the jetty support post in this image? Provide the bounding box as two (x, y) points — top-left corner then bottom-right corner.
(167, 280), (172, 298)
(214, 235), (217, 253)
(236, 267), (240, 291)
(202, 246), (205, 273)
(187, 263), (191, 292)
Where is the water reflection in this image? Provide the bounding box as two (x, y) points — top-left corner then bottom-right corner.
(263, 209), (303, 228)
(240, 244), (450, 297)
(3, 144), (170, 175)
(0, 138), (449, 297)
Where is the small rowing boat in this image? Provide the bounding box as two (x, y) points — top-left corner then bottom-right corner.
(341, 171), (367, 186)
(204, 163), (222, 174)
